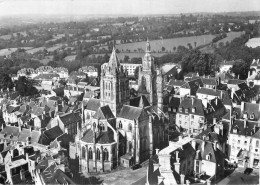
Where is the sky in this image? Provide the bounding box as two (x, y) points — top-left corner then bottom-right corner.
(0, 0), (259, 16)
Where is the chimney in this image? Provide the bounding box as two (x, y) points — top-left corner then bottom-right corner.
(191, 97), (194, 106)
(213, 118), (217, 125)
(176, 151), (179, 159)
(20, 169), (25, 181)
(201, 140), (205, 153)
(244, 119), (247, 128)
(174, 159), (180, 174)
(155, 149), (160, 154)
(213, 141), (217, 151)
(178, 136), (182, 141)
(180, 174), (185, 185)
(26, 153), (29, 161)
(215, 98), (218, 105)
(231, 88), (235, 99)
(191, 140), (196, 150)
(65, 127), (68, 134)
(253, 125), (256, 133)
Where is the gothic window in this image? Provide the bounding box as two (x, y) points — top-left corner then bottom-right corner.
(82, 147), (86, 159)
(128, 124), (132, 132)
(97, 148), (100, 160)
(119, 121), (122, 129)
(141, 76), (147, 90)
(88, 148), (93, 159)
(103, 148), (109, 161)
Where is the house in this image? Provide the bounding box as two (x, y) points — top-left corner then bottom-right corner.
(121, 63), (142, 76)
(219, 60), (236, 73)
(180, 78), (203, 97)
(39, 126), (64, 146)
(228, 118), (259, 168)
(78, 66), (98, 77)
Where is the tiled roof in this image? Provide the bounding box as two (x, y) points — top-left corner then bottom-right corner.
(86, 98), (101, 112)
(81, 127), (115, 144)
(201, 78), (217, 85)
(227, 79), (245, 85)
(118, 105), (143, 120)
(18, 129), (41, 143)
(196, 88), (221, 97)
(242, 102), (260, 120)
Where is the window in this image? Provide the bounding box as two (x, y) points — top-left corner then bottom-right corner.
(191, 115), (194, 119)
(185, 109), (188, 113)
(238, 140), (240, 144)
(233, 128), (237, 134)
(96, 148), (100, 160)
(250, 114), (255, 120)
(200, 117), (204, 121)
(82, 147), (86, 159)
(191, 121), (194, 125)
(179, 121), (181, 125)
(185, 116), (188, 120)
(88, 148), (93, 159)
(103, 148), (109, 161)
(192, 108), (195, 113)
(179, 108), (182, 112)
(119, 121), (122, 129)
(99, 123), (105, 131)
(179, 115), (182, 119)
(255, 149), (258, 152)
(173, 108), (176, 113)
(244, 141), (247, 145)
(256, 140), (259, 148)
(128, 124), (132, 131)
(168, 107), (171, 112)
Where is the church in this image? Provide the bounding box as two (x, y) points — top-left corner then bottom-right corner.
(73, 40), (168, 173)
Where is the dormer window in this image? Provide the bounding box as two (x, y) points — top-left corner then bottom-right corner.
(250, 113), (255, 120)
(192, 108), (196, 113)
(119, 121), (123, 129)
(185, 108), (189, 113)
(168, 107), (171, 112)
(243, 112), (248, 119)
(233, 128), (238, 134)
(206, 153), (211, 161)
(179, 107), (182, 112)
(173, 108), (176, 113)
(99, 123), (105, 131)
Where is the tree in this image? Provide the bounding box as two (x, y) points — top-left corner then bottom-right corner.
(161, 47), (166, 52)
(231, 60), (249, 79)
(0, 74), (14, 90)
(123, 55), (130, 63)
(194, 42), (197, 48)
(173, 46), (176, 52)
(15, 76), (38, 96)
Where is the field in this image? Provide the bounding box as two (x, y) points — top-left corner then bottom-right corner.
(99, 32), (244, 53)
(0, 48), (18, 56)
(100, 34), (215, 52)
(91, 52), (166, 61)
(215, 31), (244, 46)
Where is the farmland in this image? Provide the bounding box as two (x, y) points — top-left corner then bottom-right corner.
(98, 32), (244, 53)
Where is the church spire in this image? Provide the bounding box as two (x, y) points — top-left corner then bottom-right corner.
(146, 38), (151, 53)
(108, 46), (120, 74)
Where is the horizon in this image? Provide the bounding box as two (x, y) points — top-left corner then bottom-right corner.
(0, 0), (259, 16)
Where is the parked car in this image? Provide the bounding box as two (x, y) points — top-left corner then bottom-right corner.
(244, 168), (253, 175)
(131, 164), (142, 170)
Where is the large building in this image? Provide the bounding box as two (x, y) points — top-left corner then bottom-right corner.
(100, 47), (130, 116)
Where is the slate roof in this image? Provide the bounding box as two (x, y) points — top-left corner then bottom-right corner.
(81, 127), (115, 144)
(177, 97), (205, 116)
(227, 79), (245, 85)
(59, 112), (81, 126)
(130, 95), (150, 108)
(43, 126), (63, 142)
(230, 119), (259, 136)
(6, 105), (20, 114)
(167, 79), (185, 87)
(168, 97), (180, 109)
(93, 105), (115, 120)
(0, 126), (20, 140)
(242, 102), (260, 120)
(181, 78), (203, 96)
(118, 105), (143, 120)
(86, 98), (101, 112)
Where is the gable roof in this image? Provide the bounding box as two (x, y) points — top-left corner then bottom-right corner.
(86, 98), (101, 112)
(118, 105), (143, 120)
(43, 126), (63, 143)
(130, 95), (150, 108)
(59, 112), (81, 126)
(93, 105), (115, 120)
(177, 97), (205, 116)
